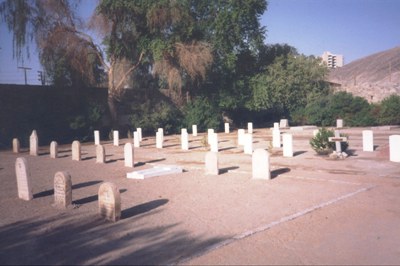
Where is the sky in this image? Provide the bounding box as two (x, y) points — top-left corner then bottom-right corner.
(0, 0), (399, 85)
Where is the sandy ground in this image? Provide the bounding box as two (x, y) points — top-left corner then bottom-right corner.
(0, 126), (400, 265)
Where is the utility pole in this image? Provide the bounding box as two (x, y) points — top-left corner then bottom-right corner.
(18, 66), (32, 85)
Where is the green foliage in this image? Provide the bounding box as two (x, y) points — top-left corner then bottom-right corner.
(183, 97), (223, 132)
(310, 128), (348, 155)
(377, 94), (400, 125)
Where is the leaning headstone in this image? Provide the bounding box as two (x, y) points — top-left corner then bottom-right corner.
(94, 130), (100, 145)
(280, 119), (289, 128)
(238, 129), (245, 146)
(124, 143), (134, 167)
(98, 182), (121, 222)
(205, 152), (219, 175)
(96, 144), (106, 163)
(192, 125), (198, 137)
(210, 133), (218, 153)
(282, 133), (293, 157)
(50, 141), (58, 159)
(247, 122), (253, 134)
(244, 133), (253, 155)
(336, 119), (344, 128)
(12, 138), (20, 153)
(53, 171), (72, 208)
(181, 130), (189, 150)
(156, 131), (163, 149)
(71, 140), (81, 161)
(113, 130), (119, 146)
(272, 127), (281, 148)
(133, 131), (140, 148)
(137, 128), (142, 141)
(252, 149), (271, 180)
(29, 130), (39, 156)
(15, 157), (33, 200)
(362, 130), (374, 152)
(224, 123), (230, 134)
(389, 135), (400, 162)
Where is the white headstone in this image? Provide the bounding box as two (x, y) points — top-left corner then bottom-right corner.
(181, 130), (189, 150)
(137, 128), (142, 141)
(72, 140), (81, 161)
(282, 133), (293, 157)
(124, 143), (134, 167)
(272, 128), (281, 148)
(244, 133), (253, 155)
(337, 119), (344, 128)
(247, 122), (253, 134)
(127, 165), (183, 179)
(133, 131), (140, 148)
(12, 138), (20, 153)
(389, 135), (400, 162)
(252, 149), (271, 180)
(238, 129), (245, 146)
(192, 125), (198, 137)
(29, 130), (38, 156)
(113, 130), (119, 146)
(205, 152), (219, 175)
(96, 144), (106, 163)
(224, 123), (230, 133)
(210, 133), (218, 153)
(362, 130), (374, 152)
(53, 171), (72, 208)
(156, 131), (163, 149)
(98, 182), (121, 222)
(94, 130), (100, 145)
(207, 129), (214, 144)
(273, 122), (279, 130)
(280, 119), (289, 128)
(15, 157), (33, 200)
(50, 141), (58, 159)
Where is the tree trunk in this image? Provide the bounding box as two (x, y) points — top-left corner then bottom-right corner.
(107, 94), (118, 129)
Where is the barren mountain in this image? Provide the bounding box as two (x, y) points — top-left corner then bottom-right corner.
(328, 46), (400, 102)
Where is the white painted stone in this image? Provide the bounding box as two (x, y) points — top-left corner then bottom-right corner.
(181, 128), (188, 134)
(362, 130), (374, 152)
(238, 129), (245, 146)
(98, 182), (121, 222)
(29, 130), (38, 156)
(272, 128), (281, 148)
(96, 144), (106, 163)
(124, 143), (134, 167)
(181, 131), (189, 150)
(207, 129), (214, 144)
(282, 133), (293, 157)
(192, 125), (198, 137)
(133, 131), (140, 148)
(113, 130), (119, 146)
(224, 123), (230, 133)
(328, 130), (347, 153)
(273, 122), (279, 130)
(156, 131), (163, 149)
(280, 119), (289, 128)
(127, 165), (183, 179)
(137, 128), (142, 141)
(72, 140), (81, 161)
(247, 122), (253, 134)
(252, 149), (271, 180)
(337, 119), (344, 128)
(205, 152), (219, 175)
(244, 133), (253, 155)
(50, 141), (58, 159)
(15, 157), (33, 200)
(94, 130), (100, 145)
(210, 133), (218, 153)
(12, 138), (20, 153)
(53, 171), (72, 208)
(389, 135), (400, 162)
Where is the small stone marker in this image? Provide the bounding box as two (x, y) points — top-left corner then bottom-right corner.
(328, 130), (347, 153)
(113, 130), (119, 146)
(124, 143), (134, 167)
(50, 141), (58, 159)
(238, 129), (245, 145)
(389, 135), (400, 162)
(210, 133), (218, 153)
(272, 127), (281, 148)
(15, 157), (33, 200)
(72, 140), (81, 161)
(127, 165), (183, 179)
(205, 152), (219, 175)
(94, 130), (100, 145)
(137, 128), (142, 141)
(224, 123), (230, 134)
(337, 119), (344, 128)
(98, 182), (121, 222)
(273, 122), (279, 130)
(133, 131), (140, 148)
(53, 171), (72, 208)
(12, 138), (20, 153)
(207, 129), (214, 144)
(156, 131), (163, 149)
(29, 130), (39, 156)
(248, 122), (253, 134)
(280, 119), (289, 128)
(362, 130), (374, 152)
(244, 133), (253, 155)
(252, 149), (271, 180)
(282, 133), (293, 157)
(192, 125), (198, 137)
(181, 130), (189, 150)
(96, 144), (106, 163)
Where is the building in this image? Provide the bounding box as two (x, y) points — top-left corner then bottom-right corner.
(321, 51), (344, 68)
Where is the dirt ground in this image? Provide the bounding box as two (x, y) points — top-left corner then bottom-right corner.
(0, 126), (400, 265)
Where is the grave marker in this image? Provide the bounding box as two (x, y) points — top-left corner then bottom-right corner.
(238, 129), (245, 145)
(280, 119), (289, 128)
(29, 130), (38, 156)
(12, 138), (20, 153)
(156, 131), (163, 149)
(207, 129), (214, 144)
(252, 149), (271, 180)
(272, 127), (281, 148)
(362, 130), (374, 152)
(98, 182), (121, 222)
(53, 171), (72, 208)
(133, 131), (140, 148)
(124, 143), (134, 167)
(337, 119), (344, 128)
(224, 123), (230, 134)
(282, 133), (293, 157)
(210, 133), (218, 153)
(247, 122), (253, 134)
(328, 130), (347, 153)
(113, 130), (119, 146)
(137, 128), (142, 141)
(244, 133), (253, 155)
(192, 125), (198, 137)
(72, 140), (81, 161)
(50, 141), (58, 159)
(205, 152), (219, 175)
(15, 157), (33, 200)
(94, 130), (100, 145)
(181, 130), (189, 150)
(127, 165), (183, 179)
(389, 135), (400, 162)
(96, 144), (106, 163)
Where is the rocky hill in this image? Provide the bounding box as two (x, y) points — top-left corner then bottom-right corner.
(328, 46), (400, 102)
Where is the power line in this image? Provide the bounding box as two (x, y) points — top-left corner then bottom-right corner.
(17, 66), (32, 85)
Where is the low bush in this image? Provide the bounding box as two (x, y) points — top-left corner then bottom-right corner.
(310, 127), (348, 155)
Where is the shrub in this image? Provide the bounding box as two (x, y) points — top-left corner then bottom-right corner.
(310, 127), (348, 155)
(377, 94), (400, 125)
(183, 97), (223, 132)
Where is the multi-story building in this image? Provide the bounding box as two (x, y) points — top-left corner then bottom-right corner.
(321, 51), (344, 68)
